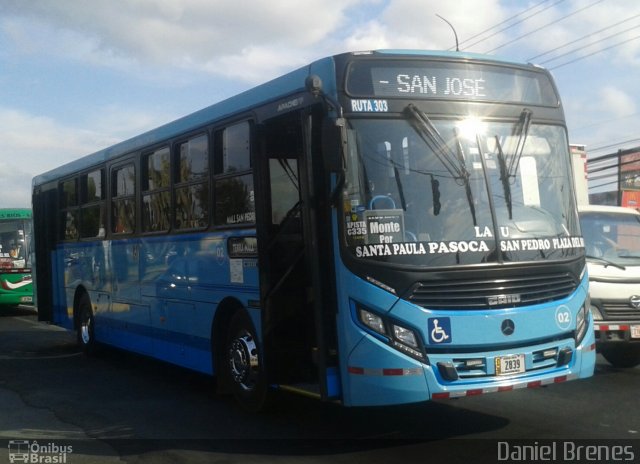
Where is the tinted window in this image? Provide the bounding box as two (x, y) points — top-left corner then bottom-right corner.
(143, 147), (171, 232)
(112, 164), (136, 234)
(175, 135), (209, 230)
(79, 169), (105, 239)
(223, 122), (251, 173)
(61, 179), (77, 208)
(145, 147), (170, 190)
(80, 205), (105, 238)
(215, 174), (255, 225)
(60, 178), (78, 240)
(179, 135), (208, 181)
(83, 169), (104, 203)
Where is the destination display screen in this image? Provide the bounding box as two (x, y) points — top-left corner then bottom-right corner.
(346, 60), (558, 106)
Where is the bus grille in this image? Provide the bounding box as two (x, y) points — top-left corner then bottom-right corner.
(407, 273), (578, 310)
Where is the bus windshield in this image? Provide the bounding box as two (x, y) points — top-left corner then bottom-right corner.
(580, 211), (640, 267)
(342, 110), (581, 266)
(0, 218), (31, 270)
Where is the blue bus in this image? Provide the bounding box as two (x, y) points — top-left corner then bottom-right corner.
(32, 50), (595, 410)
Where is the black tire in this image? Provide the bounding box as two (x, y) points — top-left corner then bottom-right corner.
(601, 345), (640, 368)
(76, 293), (97, 355)
(225, 310), (270, 411)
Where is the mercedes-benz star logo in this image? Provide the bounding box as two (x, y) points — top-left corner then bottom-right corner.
(501, 319), (515, 336)
(630, 295), (640, 309)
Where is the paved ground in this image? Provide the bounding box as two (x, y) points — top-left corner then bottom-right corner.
(0, 307), (638, 463)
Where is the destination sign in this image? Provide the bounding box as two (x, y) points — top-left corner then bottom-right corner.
(0, 210), (31, 220)
(346, 61), (558, 106)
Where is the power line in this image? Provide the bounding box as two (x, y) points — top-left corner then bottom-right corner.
(461, 0), (566, 51)
(571, 111), (639, 133)
(589, 178), (619, 190)
(588, 152), (624, 166)
(549, 32), (640, 69)
(484, 0), (605, 54)
(589, 147), (640, 164)
(539, 23), (640, 65)
(588, 157), (640, 175)
(455, 0), (562, 50)
(586, 138), (640, 153)
(588, 171), (618, 182)
(528, 13), (640, 61)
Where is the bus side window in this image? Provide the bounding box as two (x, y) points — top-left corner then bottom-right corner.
(142, 147), (171, 233)
(111, 164), (136, 234)
(269, 158), (299, 225)
(214, 121), (255, 226)
(175, 135), (209, 230)
(60, 178), (79, 241)
(222, 122), (251, 173)
(79, 169), (106, 239)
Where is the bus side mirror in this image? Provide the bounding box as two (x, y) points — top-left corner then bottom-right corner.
(322, 118), (345, 173)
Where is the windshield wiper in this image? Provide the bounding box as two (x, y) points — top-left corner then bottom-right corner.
(585, 255), (626, 270)
(453, 127), (476, 225)
(430, 175), (441, 215)
(489, 109), (532, 220)
(493, 135), (513, 219)
(405, 104), (476, 224)
(393, 166), (407, 211)
(507, 108), (532, 178)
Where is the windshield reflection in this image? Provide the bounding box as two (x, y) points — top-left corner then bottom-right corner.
(342, 115), (581, 266)
(0, 219), (31, 269)
(580, 211), (640, 267)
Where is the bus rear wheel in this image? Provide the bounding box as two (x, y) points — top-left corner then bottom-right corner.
(77, 293), (96, 355)
(225, 310), (269, 411)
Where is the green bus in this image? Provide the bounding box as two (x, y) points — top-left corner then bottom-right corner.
(0, 209), (33, 307)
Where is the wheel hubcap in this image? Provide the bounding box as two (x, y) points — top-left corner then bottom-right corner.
(81, 316), (91, 345)
(228, 330), (259, 391)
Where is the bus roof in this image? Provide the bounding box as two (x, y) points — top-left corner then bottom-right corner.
(371, 49), (528, 66)
(32, 49), (537, 186)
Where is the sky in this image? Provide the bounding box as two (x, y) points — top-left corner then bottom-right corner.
(2, 0), (640, 208)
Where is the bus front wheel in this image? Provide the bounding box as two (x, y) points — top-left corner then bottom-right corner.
(77, 293), (96, 355)
(225, 310), (269, 411)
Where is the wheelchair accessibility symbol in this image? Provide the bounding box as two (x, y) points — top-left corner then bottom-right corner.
(428, 317), (452, 344)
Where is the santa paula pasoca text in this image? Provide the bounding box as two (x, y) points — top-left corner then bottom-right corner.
(354, 237), (585, 258)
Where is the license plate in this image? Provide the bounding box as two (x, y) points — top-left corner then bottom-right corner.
(20, 296), (33, 303)
(495, 354), (525, 376)
(631, 325), (640, 339)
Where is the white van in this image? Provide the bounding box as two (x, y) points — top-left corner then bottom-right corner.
(578, 205), (640, 367)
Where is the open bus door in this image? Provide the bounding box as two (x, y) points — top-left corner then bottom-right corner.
(255, 106), (339, 402)
(32, 182), (57, 322)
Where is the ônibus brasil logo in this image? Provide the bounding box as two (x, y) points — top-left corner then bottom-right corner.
(8, 440), (73, 463)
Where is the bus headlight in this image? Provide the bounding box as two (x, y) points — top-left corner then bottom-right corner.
(359, 308), (386, 335)
(575, 305), (589, 345)
(393, 324), (418, 348)
(355, 303), (426, 362)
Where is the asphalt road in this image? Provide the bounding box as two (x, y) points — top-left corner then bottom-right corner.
(0, 307), (638, 463)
